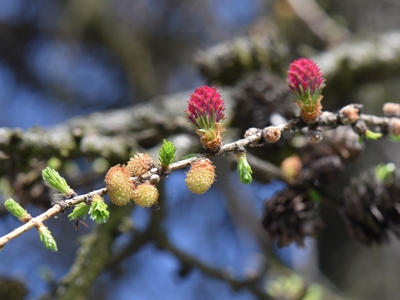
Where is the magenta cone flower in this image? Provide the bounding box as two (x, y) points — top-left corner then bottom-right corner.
(287, 58), (326, 122)
(186, 86), (226, 151)
(288, 58), (325, 103)
(187, 86), (226, 129)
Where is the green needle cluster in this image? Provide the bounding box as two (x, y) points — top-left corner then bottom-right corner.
(68, 195), (109, 225)
(42, 167), (71, 196)
(365, 129), (382, 140)
(159, 139), (177, 168)
(68, 202), (90, 221)
(237, 154), (253, 184)
(4, 198), (29, 221)
(89, 195), (110, 224)
(4, 198), (58, 251)
(37, 225), (58, 251)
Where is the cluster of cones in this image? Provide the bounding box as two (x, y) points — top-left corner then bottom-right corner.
(262, 126), (363, 247)
(340, 166), (400, 244)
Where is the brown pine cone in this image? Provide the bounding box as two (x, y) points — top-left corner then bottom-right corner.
(340, 166), (400, 244)
(262, 187), (324, 247)
(232, 71), (296, 134)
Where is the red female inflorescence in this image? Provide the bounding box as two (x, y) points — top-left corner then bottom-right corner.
(187, 86), (226, 129)
(287, 58), (325, 104)
(287, 58), (326, 122)
(186, 86), (226, 151)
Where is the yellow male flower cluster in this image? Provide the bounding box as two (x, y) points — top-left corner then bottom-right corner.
(105, 154), (158, 208)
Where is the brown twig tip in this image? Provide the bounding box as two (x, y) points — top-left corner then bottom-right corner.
(244, 128), (263, 147)
(299, 97), (323, 123)
(307, 127), (323, 143)
(244, 127), (259, 138)
(389, 119), (400, 136)
(20, 214), (33, 223)
(36, 221), (45, 228)
(383, 102), (400, 118)
(280, 155), (302, 183)
(352, 120), (368, 136)
(339, 104), (361, 125)
(263, 126), (281, 143)
(199, 127), (224, 152)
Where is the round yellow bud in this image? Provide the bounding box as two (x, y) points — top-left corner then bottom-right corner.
(185, 158), (216, 194)
(132, 182), (159, 207)
(105, 165), (135, 206)
(127, 153), (155, 177)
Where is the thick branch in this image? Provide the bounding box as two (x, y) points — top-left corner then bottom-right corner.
(287, 0), (351, 44)
(54, 204), (136, 300)
(3, 28), (400, 167)
(313, 31), (400, 97)
(196, 29), (400, 96)
(0, 89), (234, 167)
(155, 231), (271, 300)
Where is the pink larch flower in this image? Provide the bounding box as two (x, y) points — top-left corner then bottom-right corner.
(187, 86), (226, 129)
(288, 58), (325, 104)
(287, 58), (326, 122)
(186, 86), (226, 151)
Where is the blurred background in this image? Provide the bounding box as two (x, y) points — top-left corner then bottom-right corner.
(1, 0), (400, 299)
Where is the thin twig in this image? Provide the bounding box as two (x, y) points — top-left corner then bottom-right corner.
(0, 188), (107, 249)
(1, 106), (399, 249)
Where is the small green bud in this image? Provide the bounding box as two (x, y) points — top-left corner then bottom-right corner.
(89, 195), (110, 224)
(47, 157), (62, 170)
(93, 157), (110, 173)
(389, 134), (400, 142)
(375, 163), (396, 182)
(303, 284), (324, 300)
(365, 130), (382, 140)
(37, 224), (58, 251)
(68, 202), (90, 221)
(42, 167), (72, 196)
(159, 139), (177, 168)
(4, 198), (30, 222)
(236, 154), (253, 184)
(267, 274), (304, 299)
(308, 189), (321, 204)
